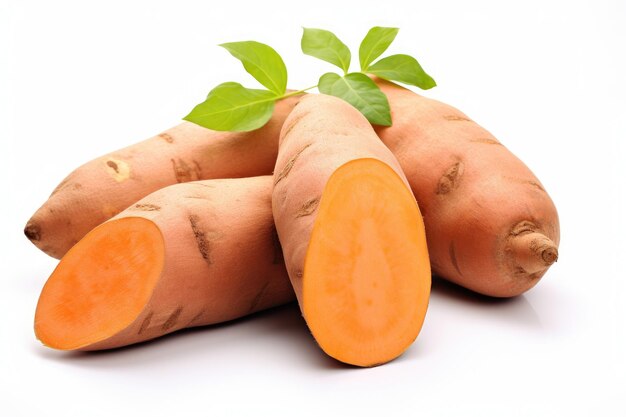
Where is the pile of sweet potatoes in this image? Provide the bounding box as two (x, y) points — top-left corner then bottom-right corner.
(26, 79), (559, 367)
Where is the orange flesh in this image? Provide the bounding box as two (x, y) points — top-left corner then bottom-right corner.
(303, 158), (431, 367)
(34, 217), (164, 350)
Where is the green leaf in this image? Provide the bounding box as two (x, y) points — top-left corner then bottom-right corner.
(317, 72), (341, 94)
(184, 82), (277, 132)
(318, 72), (391, 126)
(367, 54), (436, 89)
(359, 26), (399, 71)
(301, 28), (351, 74)
(220, 41), (287, 95)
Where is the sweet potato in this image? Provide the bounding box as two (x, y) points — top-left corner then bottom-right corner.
(34, 177), (294, 350)
(24, 96), (300, 259)
(374, 79), (560, 297)
(27, 81), (559, 298)
(272, 94), (431, 367)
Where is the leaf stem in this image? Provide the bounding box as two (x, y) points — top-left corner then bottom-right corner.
(280, 85), (318, 100)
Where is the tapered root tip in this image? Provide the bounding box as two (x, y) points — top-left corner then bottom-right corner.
(24, 221), (41, 242)
(24, 214), (67, 259)
(510, 232), (559, 275)
(541, 246), (558, 265)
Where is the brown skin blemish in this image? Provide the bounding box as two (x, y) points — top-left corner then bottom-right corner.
(185, 195), (210, 200)
(106, 160), (119, 173)
(436, 161), (464, 195)
(295, 197), (320, 218)
(444, 114), (472, 122)
(195, 183), (215, 189)
(470, 137), (502, 145)
(105, 158), (131, 182)
(159, 133), (174, 143)
(186, 310), (206, 327)
(161, 307), (183, 332)
(24, 222), (41, 242)
(274, 143), (312, 185)
(449, 241), (463, 276)
(248, 281), (271, 313)
(192, 160), (202, 175)
(280, 109), (311, 140)
(271, 225), (283, 264)
(131, 203), (161, 211)
(504, 177), (546, 193)
(138, 311), (153, 335)
(171, 158), (202, 183)
(510, 221), (538, 236)
(526, 181), (546, 193)
(514, 266), (527, 275)
(189, 214), (211, 265)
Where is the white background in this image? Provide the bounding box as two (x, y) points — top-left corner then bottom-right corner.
(1, 0), (624, 415)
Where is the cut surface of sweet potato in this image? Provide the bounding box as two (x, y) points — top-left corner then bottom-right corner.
(35, 217), (164, 350)
(302, 159), (430, 366)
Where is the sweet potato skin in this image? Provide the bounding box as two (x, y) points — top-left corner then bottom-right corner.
(374, 79), (560, 297)
(37, 177), (295, 350)
(25, 96), (300, 259)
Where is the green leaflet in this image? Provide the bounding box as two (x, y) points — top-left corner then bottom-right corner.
(359, 27), (399, 71)
(318, 72), (391, 126)
(183, 82), (277, 132)
(220, 41), (287, 95)
(183, 26), (438, 133)
(367, 54), (437, 90)
(301, 28), (351, 74)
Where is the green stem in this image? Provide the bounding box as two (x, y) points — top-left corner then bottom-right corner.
(279, 85), (318, 100)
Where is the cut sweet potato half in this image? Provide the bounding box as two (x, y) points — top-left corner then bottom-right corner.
(272, 94), (431, 367)
(35, 217), (164, 350)
(35, 177), (294, 351)
(303, 159), (430, 366)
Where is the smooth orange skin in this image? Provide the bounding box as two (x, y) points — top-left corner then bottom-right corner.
(36, 177), (294, 350)
(25, 96), (300, 259)
(374, 79), (560, 297)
